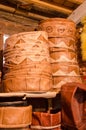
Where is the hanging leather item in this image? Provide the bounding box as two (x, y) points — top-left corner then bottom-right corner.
(61, 82), (86, 130)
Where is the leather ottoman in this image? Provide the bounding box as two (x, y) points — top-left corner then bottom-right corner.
(31, 111), (61, 130)
(0, 104), (32, 128)
(61, 82), (86, 130)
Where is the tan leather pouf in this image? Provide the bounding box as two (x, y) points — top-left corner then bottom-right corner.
(0, 105), (32, 128)
(3, 31), (52, 92)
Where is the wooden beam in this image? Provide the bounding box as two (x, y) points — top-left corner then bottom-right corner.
(20, 0), (73, 15)
(0, 4), (49, 20)
(68, 0), (84, 4)
(0, 10), (38, 26)
(67, 0), (86, 24)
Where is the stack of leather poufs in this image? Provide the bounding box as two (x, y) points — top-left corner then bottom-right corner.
(61, 82), (86, 130)
(37, 18), (82, 130)
(1, 32), (34, 129)
(2, 31), (53, 130)
(3, 31), (52, 92)
(38, 18), (82, 91)
(1, 31), (52, 128)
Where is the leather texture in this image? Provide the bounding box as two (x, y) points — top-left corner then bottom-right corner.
(38, 18), (82, 91)
(3, 31), (52, 92)
(61, 82), (86, 130)
(32, 111), (61, 130)
(0, 105), (32, 128)
(49, 37), (76, 51)
(38, 18), (76, 38)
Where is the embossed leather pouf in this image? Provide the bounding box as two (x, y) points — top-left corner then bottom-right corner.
(61, 82), (86, 130)
(3, 31), (52, 92)
(38, 18), (82, 91)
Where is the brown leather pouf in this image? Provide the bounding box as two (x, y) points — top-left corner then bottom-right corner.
(31, 111), (61, 130)
(61, 82), (86, 130)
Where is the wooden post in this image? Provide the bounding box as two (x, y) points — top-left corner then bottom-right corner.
(68, 0), (86, 24)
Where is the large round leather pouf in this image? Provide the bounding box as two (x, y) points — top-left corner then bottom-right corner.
(3, 31), (52, 92)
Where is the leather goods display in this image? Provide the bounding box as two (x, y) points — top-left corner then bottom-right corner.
(38, 18), (82, 90)
(31, 111), (61, 130)
(61, 82), (86, 130)
(3, 31), (52, 92)
(0, 104), (32, 128)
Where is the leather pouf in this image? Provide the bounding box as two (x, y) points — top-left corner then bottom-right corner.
(38, 18), (82, 91)
(3, 31), (52, 92)
(61, 82), (86, 130)
(31, 111), (61, 130)
(0, 105), (32, 128)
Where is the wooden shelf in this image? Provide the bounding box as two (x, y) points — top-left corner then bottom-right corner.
(0, 90), (60, 99)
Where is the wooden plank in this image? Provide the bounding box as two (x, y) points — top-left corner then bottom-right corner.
(0, 4), (49, 20)
(21, 0), (73, 14)
(26, 91), (57, 98)
(68, 0), (86, 24)
(31, 124), (61, 129)
(0, 10), (38, 26)
(0, 91), (58, 99)
(68, 0), (84, 4)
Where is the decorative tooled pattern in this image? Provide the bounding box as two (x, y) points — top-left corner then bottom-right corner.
(4, 32), (50, 64)
(39, 18), (76, 38)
